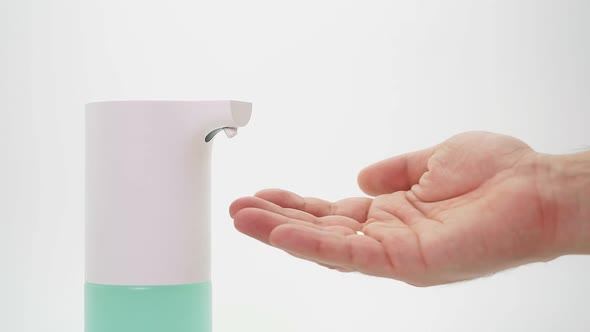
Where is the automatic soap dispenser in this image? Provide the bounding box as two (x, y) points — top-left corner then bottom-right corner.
(85, 100), (252, 332)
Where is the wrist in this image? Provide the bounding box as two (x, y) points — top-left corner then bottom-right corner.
(538, 151), (590, 255)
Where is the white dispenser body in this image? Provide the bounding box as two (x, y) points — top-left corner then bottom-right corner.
(85, 100), (252, 286)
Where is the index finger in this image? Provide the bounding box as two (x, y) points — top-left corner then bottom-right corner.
(255, 189), (372, 223)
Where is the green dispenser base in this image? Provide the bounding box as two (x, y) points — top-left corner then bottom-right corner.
(85, 282), (211, 332)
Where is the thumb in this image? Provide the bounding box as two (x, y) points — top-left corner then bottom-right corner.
(357, 147), (435, 196)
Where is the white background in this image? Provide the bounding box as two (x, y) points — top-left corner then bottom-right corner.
(2, 0), (590, 331)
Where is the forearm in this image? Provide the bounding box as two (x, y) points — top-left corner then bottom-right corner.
(541, 151), (590, 254)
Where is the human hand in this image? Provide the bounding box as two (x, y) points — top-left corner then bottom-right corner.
(230, 132), (587, 286)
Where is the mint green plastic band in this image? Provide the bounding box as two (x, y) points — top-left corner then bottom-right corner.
(85, 282), (211, 332)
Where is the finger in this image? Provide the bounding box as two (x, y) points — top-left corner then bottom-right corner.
(317, 215), (362, 231)
(286, 250), (353, 272)
(234, 207), (314, 244)
(357, 147), (435, 196)
(323, 225), (358, 236)
(231, 196), (363, 230)
(255, 189), (372, 223)
(281, 227), (357, 273)
(234, 208), (358, 272)
(269, 224), (396, 278)
(317, 262), (353, 273)
(233, 208), (357, 244)
(230, 196), (317, 222)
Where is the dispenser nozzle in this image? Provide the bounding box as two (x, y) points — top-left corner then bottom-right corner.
(205, 127), (238, 142)
(203, 100), (251, 143)
(223, 127), (238, 138)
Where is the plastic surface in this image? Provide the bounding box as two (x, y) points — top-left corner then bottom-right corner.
(85, 100), (251, 285)
(85, 282), (212, 332)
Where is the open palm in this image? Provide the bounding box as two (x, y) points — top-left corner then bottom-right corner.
(230, 132), (564, 286)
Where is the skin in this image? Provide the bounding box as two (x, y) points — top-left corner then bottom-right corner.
(230, 131), (590, 286)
